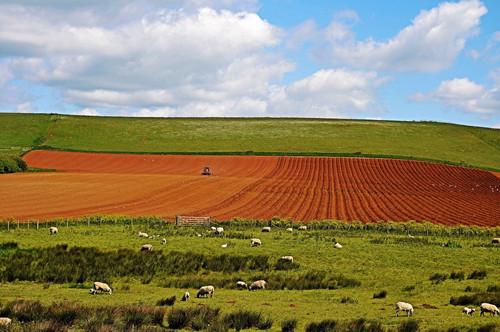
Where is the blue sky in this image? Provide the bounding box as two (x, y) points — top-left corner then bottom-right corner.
(0, 0), (499, 127)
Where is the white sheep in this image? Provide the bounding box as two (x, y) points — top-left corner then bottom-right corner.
(196, 285), (215, 298)
(462, 307), (475, 315)
(160, 238), (167, 245)
(236, 281), (248, 289)
(262, 226), (271, 232)
(298, 225), (307, 231)
(286, 228), (293, 232)
(250, 238), (262, 247)
(249, 280), (267, 291)
(90, 282), (112, 295)
(0, 317), (12, 327)
(334, 242), (343, 249)
(181, 291), (190, 301)
(49, 226), (58, 235)
(280, 256), (294, 263)
(141, 244), (153, 251)
(395, 302), (414, 317)
(480, 303), (500, 316)
(138, 231), (149, 238)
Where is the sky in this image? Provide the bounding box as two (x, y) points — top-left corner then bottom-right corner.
(0, 0), (499, 128)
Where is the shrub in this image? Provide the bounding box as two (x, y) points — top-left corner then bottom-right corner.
(342, 318), (384, 332)
(449, 271), (465, 281)
(281, 319), (297, 332)
(340, 296), (358, 304)
(398, 319), (419, 332)
(402, 285), (416, 292)
(487, 285), (500, 292)
(305, 319), (337, 332)
(477, 324), (499, 332)
(0, 242), (18, 250)
(256, 316), (273, 330)
(274, 259), (299, 270)
(450, 292), (500, 306)
(468, 270), (487, 280)
(156, 295), (176, 306)
(0, 300), (46, 322)
(373, 290), (387, 299)
(0, 155), (28, 173)
(167, 308), (191, 329)
(224, 310), (261, 331)
(429, 273), (448, 284)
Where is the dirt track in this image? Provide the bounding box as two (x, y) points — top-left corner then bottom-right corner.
(1, 150), (498, 226)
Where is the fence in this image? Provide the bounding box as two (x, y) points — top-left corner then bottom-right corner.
(175, 216), (211, 227)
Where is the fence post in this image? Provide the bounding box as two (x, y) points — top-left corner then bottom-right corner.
(17, 220), (19, 229)
(87, 219), (90, 227)
(66, 220), (69, 228)
(36, 221), (39, 230)
(7, 221), (9, 231)
(28, 221), (30, 230)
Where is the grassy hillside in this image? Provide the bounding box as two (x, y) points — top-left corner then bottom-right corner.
(1, 113), (499, 170)
(0, 219), (498, 331)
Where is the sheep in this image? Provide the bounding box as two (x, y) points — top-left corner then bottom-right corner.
(49, 226), (58, 235)
(250, 238), (262, 247)
(236, 281), (248, 289)
(395, 302), (414, 317)
(141, 244), (153, 251)
(249, 280), (267, 291)
(286, 228), (293, 232)
(196, 285), (215, 298)
(160, 238), (167, 245)
(334, 242), (343, 249)
(221, 243), (228, 248)
(298, 225), (307, 231)
(138, 231), (149, 238)
(462, 307), (476, 315)
(214, 227), (224, 235)
(0, 317), (12, 327)
(480, 303), (500, 316)
(262, 226), (271, 232)
(181, 291), (190, 301)
(210, 226), (217, 231)
(90, 281), (112, 295)
(492, 238), (500, 244)
(279, 256), (294, 263)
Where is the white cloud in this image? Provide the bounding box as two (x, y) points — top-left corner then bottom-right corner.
(307, 0), (487, 72)
(16, 102), (34, 113)
(492, 123), (500, 129)
(269, 69), (385, 117)
(77, 108), (100, 116)
(414, 78), (500, 116)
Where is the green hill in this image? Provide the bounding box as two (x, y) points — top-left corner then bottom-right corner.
(1, 113), (499, 170)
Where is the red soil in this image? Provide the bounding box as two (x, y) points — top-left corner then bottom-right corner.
(1, 150), (498, 226)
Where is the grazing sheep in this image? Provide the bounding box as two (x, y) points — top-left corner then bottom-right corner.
(298, 225), (307, 231)
(196, 232), (202, 237)
(480, 303), (500, 316)
(211, 226), (217, 231)
(160, 238), (167, 245)
(280, 256), (294, 263)
(214, 227), (224, 235)
(395, 302), (414, 317)
(0, 317), (12, 327)
(141, 244), (153, 251)
(196, 285), (215, 298)
(236, 281), (248, 289)
(262, 226), (271, 232)
(181, 291), (190, 301)
(49, 226), (58, 235)
(249, 280), (267, 291)
(138, 231), (149, 238)
(286, 228), (293, 232)
(492, 238), (500, 244)
(334, 242), (343, 249)
(221, 243), (228, 248)
(90, 282), (112, 295)
(462, 307), (476, 315)
(250, 238), (262, 247)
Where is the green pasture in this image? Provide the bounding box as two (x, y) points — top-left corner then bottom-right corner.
(0, 222), (498, 331)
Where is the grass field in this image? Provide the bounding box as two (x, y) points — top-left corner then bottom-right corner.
(1, 113), (499, 170)
(0, 220), (499, 331)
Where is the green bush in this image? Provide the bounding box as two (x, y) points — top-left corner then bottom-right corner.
(305, 319), (337, 332)
(281, 319), (297, 332)
(0, 155), (28, 173)
(449, 271), (465, 281)
(156, 295), (176, 306)
(430, 273), (448, 284)
(468, 270), (487, 280)
(373, 290), (387, 299)
(398, 319), (419, 332)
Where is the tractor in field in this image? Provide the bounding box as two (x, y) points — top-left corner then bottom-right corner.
(202, 166), (212, 176)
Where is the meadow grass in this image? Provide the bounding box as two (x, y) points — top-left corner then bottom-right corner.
(0, 222), (498, 331)
(1, 113), (499, 170)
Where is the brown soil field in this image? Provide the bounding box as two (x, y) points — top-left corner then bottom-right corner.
(1, 150), (498, 226)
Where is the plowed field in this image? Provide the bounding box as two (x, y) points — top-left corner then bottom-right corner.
(1, 150), (499, 226)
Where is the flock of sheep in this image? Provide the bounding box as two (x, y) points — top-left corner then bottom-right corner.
(0, 225), (497, 329)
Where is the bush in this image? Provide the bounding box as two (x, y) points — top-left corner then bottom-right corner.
(156, 295), (176, 306)
(449, 271), (465, 281)
(342, 318), (384, 332)
(0, 155), (28, 173)
(468, 270), (487, 280)
(450, 292), (500, 306)
(0, 242), (18, 250)
(0, 300), (46, 322)
(224, 310), (261, 331)
(256, 316), (273, 330)
(305, 319), (337, 332)
(281, 319), (297, 332)
(402, 285), (415, 292)
(274, 259), (299, 270)
(340, 296), (357, 304)
(477, 324), (499, 332)
(167, 308), (191, 329)
(373, 290), (387, 299)
(398, 319), (419, 332)
(487, 285), (500, 292)
(429, 273), (448, 284)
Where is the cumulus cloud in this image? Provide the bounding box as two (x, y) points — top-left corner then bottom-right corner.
(77, 108), (100, 116)
(16, 102), (34, 113)
(413, 78), (500, 116)
(301, 0), (487, 72)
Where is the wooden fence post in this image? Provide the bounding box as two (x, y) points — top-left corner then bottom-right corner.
(36, 221), (39, 230)
(7, 221), (10, 231)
